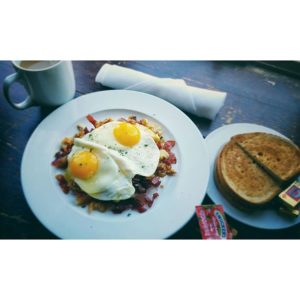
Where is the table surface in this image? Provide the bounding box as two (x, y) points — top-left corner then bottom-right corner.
(0, 60), (299, 239)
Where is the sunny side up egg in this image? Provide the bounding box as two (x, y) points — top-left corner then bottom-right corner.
(84, 121), (160, 177)
(66, 121), (160, 201)
(67, 143), (135, 201)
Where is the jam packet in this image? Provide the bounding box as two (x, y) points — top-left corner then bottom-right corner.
(195, 205), (234, 239)
(279, 180), (300, 209)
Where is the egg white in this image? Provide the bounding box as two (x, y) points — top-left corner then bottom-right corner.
(83, 121), (160, 177)
(68, 140), (135, 201)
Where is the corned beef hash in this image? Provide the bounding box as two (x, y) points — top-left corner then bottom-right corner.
(52, 115), (177, 214)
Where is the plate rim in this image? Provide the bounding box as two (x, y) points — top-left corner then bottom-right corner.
(21, 90), (210, 239)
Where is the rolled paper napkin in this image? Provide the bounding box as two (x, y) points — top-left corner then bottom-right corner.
(95, 63), (227, 120)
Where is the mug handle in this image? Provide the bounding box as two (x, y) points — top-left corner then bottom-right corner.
(3, 73), (34, 110)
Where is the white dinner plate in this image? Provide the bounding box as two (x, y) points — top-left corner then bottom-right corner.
(21, 90), (209, 239)
(205, 123), (300, 230)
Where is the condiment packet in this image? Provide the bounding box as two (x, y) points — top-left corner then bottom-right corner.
(279, 180), (300, 209)
(195, 205), (235, 239)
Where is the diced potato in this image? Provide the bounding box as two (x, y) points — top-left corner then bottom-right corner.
(159, 149), (169, 160)
(61, 137), (73, 145)
(140, 118), (149, 126)
(152, 133), (160, 142)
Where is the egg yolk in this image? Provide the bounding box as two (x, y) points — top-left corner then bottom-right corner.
(69, 151), (99, 179)
(113, 122), (141, 147)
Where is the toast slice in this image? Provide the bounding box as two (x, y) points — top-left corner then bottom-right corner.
(215, 151), (256, 211)
(235, 132), (300, 182)
(216, 140), (281, 206)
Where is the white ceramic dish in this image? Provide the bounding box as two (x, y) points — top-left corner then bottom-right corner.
(21, 90), (210, 239)
(205, 123), (300, 230)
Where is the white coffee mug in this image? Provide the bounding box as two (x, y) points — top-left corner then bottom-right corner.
(3, 60), (76, 109)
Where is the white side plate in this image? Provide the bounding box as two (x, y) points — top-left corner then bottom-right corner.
(205, 123), (300, 230)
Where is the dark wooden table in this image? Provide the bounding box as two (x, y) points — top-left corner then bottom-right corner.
(0, 61), (299, 239)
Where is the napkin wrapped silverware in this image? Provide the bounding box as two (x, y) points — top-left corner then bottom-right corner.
(95, 64), (226, 120)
